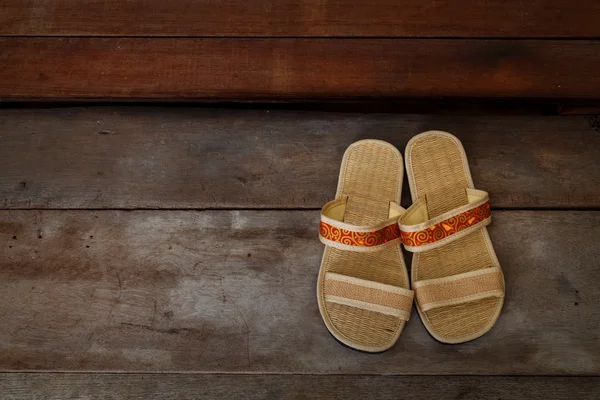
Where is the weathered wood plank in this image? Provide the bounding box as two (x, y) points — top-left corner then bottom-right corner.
(1, 210), (598, 374)
(1, 108), (599, 209)
(2, 39), (600, 100)
(1, 374), (599, 399)
(2, 0), (600, 37)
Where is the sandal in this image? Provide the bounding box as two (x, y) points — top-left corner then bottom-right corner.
(400, 131), (505, 344)
(317, 140), (414, 352)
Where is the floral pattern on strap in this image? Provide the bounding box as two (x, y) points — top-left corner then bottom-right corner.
(400, 202), (491, 247)
(320, 221), (401, 247)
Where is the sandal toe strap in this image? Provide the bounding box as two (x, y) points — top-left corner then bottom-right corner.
(414, 267), (504, 312)
(324, 272), (414, 321)
(319, 197), (405, 252)
(399, 188), (491, 252)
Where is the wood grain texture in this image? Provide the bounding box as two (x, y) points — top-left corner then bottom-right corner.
(2, 38), (600, 100)
(1, 107), (599, 209)
(2, 0), (600, 37)
(1, 374), (600, 400)
(1, 210), (598, 373)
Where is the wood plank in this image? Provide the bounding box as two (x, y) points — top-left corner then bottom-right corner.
(2, 374), (600, 399)
(2, 0), (600, 37)
(1, 107), (599, 209)
(2, 39), (600, 100)
(1, 210), (598, 374)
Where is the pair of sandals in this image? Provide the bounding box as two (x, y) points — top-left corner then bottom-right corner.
(317, 131), (505, 352)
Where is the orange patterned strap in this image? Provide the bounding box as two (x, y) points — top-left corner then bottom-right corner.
(413, 267), (504, 312)
(319, 197), (405, 253)
(398, 188), (491, 253)
(324, 272), (414, 320)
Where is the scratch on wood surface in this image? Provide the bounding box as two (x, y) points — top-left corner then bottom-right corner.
(91, 191), (104, 205)
(587, 115), (600, 133)
(220, 277), (251, 367)
(116, 272), (122, 290)
(151, 298), (158, 326)
(120, 322), (202, 336)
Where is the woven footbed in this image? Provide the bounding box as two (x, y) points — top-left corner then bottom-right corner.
(317, 140), (410, 352)
(406, 131), (504, 343)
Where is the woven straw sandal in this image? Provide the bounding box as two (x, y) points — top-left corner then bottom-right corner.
(317, 140), (414, 352)
(399, 131), (505, 344)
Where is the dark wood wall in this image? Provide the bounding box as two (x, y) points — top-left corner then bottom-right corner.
(2, 0), (600, 101)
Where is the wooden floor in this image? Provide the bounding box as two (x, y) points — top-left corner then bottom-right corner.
(0, 107), (598, 398)
(2, 0), (600, 397)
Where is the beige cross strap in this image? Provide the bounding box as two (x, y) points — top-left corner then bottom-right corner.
(319, 197), (405, 252)
(324, 272), (414, 321)
(398, 188), (491, 253)
(413, 267), (504, 312)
